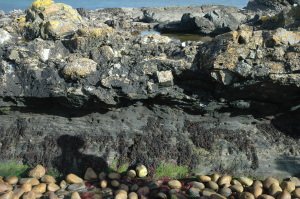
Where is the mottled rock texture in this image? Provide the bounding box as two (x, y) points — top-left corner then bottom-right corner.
(0, 0), (299, 178)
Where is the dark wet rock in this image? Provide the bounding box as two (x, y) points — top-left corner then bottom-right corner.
(0, 0), (299, 180)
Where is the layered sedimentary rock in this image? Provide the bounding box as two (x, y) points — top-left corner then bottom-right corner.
(0, 0), (299, 178)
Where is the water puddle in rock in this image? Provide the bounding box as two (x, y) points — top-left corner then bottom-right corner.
(140, 30), (213, 42)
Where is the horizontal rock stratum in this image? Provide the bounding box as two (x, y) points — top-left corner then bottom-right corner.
(0, 0), (299, 179)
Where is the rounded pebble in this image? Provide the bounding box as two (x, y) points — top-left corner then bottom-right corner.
(168, 180), (182, 189)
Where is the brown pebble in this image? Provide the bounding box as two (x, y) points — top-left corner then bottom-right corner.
(198, 175), (211, 183)
(47, 183), (60, 192)
(258, 194), (275, 199)
(277, 190), (291, 199)
(294, 188), (300, 198)
(0, 182), (13, 193)
(269, 183), (282, 197)
(252, 185), (263, 198)
(21, 183), (32, 193)
(22, 191), (36, 199)
(280, 181), (295, 193)
(66, 174), (83, 184)
(218, 175), (232, 186)
(264, 177), (279, 189)
(5, 176), (18, 185)
(32, 183), (47, 194)
(71, 192), (81, 199)
(28, 165), (46, 179)
(240, 192), (255, 199)
(41, 175), (56, 184)
(0, 191), (13, 199)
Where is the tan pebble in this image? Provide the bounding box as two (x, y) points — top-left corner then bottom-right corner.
(277, 190), (291, 199)
(294, 188), (300, 198)
(71, 192), (81, 199)
(168, 180), (182, 189)
(28, 165), (46, 179)
(47, 183), (60, 192)
(190, 181), (205, 190)
(252, 185), (263, 198)
(198, 175), (211, 183)
(127, 170), (136, 178)
(59, 180), (67, 189)
(98, 172), (106, 180)
(202, 188), (216, 197)
(114, 191), (127, 199)
(108, 173), (121, 180)
(0, 182), (13, 193)
(135, 165), (147, 178)
(280, 181), (295, 193)
(239, 177), (253, 187)
(264, 177), (279, 189)
(32, 183), (46, 194)
(128, 192), (138, 199)
(211, 174), (220, 182)
(253, 180), (263, 188)
(231, 184), (244, 193)
(13, 188), (25, 199)
(100, 180), (107, 189)
(21, 184), (32, 193)
(84, 168), (97, 181)
(269, 183), (282, 197)
(290, 177), (300, 187)
(5, 177), (18, 185)
(22, 191), (36, 199)
(232, 179), (243, 186)
(258, 194), (275, 199)
(19, 178), (39, 186)
(66, 174), (83, 184)
(207, 181), (219, 191)
(218, 175), (232, 186)
(211, 193), (226, 199)
(41, 175), (56, 184)
(0, 191), (13, 199)
(111, 180), (120, 188)
(240, 192), (255, 199)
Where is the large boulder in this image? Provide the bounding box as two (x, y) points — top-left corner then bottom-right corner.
(25, 0), (84, 40)
(156, 8), (246, 36)
(246, 0), (298, 11)
(198, 26), (300, 104)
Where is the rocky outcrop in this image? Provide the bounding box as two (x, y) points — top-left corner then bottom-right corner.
(25, 0), (84, 39)
(246, 0), (299, 12)
(156, 8), (247, 36)
(0, 0), (299, 178)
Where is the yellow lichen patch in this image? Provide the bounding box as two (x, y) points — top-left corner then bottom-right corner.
(77, 27), (114, 37)
(31, 0), (54, 10)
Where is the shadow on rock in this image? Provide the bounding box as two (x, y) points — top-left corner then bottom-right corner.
(53, 135), (108, 176)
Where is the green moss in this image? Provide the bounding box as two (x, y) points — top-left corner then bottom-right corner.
(0, 161), (29, 177)
(154, 162), (189, 179)
(46, 168), (62, 179)
(108, 160), (129, 174)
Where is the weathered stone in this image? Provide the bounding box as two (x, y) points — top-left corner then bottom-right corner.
(207, 181), (219, 191)
(0, 191), (13, 199)
(84, 168), (97, 181)
(218, 176), (232, 186)
(277, 190), (291, 199)
(127, 170), (136, 178)
(41, 175), (56, 184)
(155, 71), (174, 87)
(28, 165), (46, 179)
(239, 177), (253, 187)
(230, 184), (244, 193)
(63, 58), (97, 80)
(21, 184), (32, 193)
(108, 172), (121, 180)
(197, 175), (211, 183)
(168, 180), (182, 189)
(280, 181), (295, 192)
(264, 177), (280, 189)
(32, 183), (47, 194)
(66, 174), (83, 184)
(0, 29), (11, 45)
(219, 187), (232, 197)
(47, 183), (60, 192)
(71, 192), (81, 199)
(22, 191), (36, 199)
(5, 177), (18, 185)
(0, 183), (13, 193)
(269, 183), (282, 196)
(136, 165), (147, 178)
(240, 192), (255, 199)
